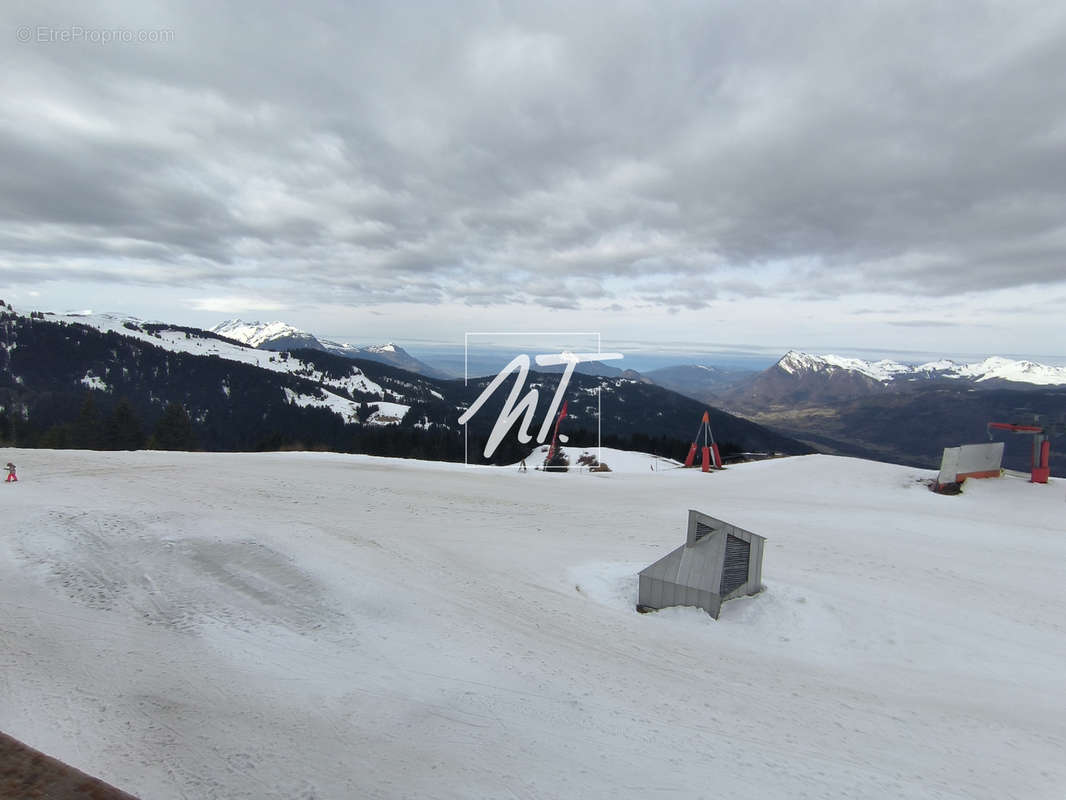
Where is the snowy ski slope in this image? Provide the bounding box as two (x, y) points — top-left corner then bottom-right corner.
(2, 450), (1064, 799)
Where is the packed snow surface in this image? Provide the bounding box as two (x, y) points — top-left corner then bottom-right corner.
(366, 400), (410, 424)
(516, 445), (683, 472)
(282, 387), (361, 423)
(2, 450), (1065, 799)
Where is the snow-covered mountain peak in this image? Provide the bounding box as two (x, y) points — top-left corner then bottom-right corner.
(206, 321), (446, 377)
(776, 350), (823, 375)
(775, 350), (1066, 386)
(954, 356), (1066, 385)
(776, 351), (907, 382)
(913, 358), (962, 372)
(210, 319), (313, 349)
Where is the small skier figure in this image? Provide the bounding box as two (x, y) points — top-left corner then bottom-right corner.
(5, 462), (16, 483)
(519, 459), (527, 472)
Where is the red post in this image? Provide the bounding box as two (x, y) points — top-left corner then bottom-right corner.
(684, 443), (697, 467)
(545, 400), (569, 463)
(988, 421), (1055, 485)
(711, 443), (722, 469)
(1032, 440), (1051, 483)
(701, 445), (710, 472)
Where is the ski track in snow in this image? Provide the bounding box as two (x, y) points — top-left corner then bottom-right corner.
(2, 450), (1065, 799)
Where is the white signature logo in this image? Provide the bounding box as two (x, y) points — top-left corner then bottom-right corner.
(458, 350), (623, 458)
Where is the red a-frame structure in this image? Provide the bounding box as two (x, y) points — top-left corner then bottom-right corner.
(684, 411), (722, 473)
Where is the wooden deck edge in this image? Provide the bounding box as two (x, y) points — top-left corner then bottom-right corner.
(0, 730), (139, 800)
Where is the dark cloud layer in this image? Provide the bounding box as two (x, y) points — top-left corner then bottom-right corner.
(4, 0), (1066, 309)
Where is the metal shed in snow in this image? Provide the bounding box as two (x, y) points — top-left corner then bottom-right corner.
(638, 510), (765, 619)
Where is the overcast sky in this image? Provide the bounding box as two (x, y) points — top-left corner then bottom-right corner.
(3, 1), (1066, 362)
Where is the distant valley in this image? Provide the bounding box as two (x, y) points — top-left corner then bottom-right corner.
(654, 350), (1066, 477)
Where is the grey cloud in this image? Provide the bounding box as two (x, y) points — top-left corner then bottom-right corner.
(3, 0), (1066, 310)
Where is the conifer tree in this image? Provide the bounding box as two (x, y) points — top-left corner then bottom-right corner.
(151, 402), (196, 450)
(104, 398), (146, 450)
(73, 394), (103, 449)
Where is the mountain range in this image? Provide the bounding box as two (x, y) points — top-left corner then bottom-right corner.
(3, 302), (1063, 475)
(654, 350), (1066, 409)
(210, 319), (451, 379)
(0, 304), (810, 465)
(768, 349), (1066, 388)
(209, 319), (1066, 400)
(699, 351), (1066, 476)
(210, 319), (650, 382)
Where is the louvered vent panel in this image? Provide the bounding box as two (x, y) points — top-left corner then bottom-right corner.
(693, 522), (714, 543)
(720, 534), (750, 595)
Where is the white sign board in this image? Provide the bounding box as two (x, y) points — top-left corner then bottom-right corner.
(938, 442), (1005, 484)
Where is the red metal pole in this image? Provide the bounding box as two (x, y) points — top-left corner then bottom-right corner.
(546, 400), (568, 463)
(988, 422), (1043, 433)
(1032, 438), (1051, 483)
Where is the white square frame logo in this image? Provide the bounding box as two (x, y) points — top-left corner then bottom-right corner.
(462, 331), (619, 466)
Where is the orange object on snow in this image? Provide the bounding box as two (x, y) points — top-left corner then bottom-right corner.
(685, 412), (722, 470)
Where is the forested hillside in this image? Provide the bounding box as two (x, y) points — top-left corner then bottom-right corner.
(0, 308), (812, 464)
